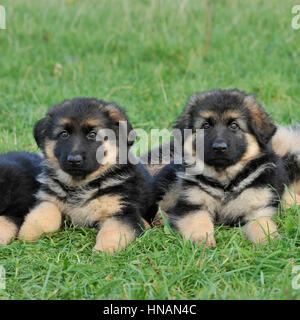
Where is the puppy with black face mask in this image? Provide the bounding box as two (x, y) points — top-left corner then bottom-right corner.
(154, 89), (288, 246)
(18, 97), (157, 253)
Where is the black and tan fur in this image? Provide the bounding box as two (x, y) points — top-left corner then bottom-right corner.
(154, 89), (289, 246)
(0, 152), (42, 245)
(272, 125), (300, 207)
(18, 98), (157, 253)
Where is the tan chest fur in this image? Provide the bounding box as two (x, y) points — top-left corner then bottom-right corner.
(65, 196), (122, 227)
(38, 190), (122, 227)
(183, 185), (274, 222)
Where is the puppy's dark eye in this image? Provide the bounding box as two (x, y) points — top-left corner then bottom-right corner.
(202, 122), (210, 129)
(59, 130), (69, 139)
(229, 122), (239, 130)
(87, 131), (97, 140)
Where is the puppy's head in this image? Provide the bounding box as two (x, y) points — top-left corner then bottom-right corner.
(34, 98), (135, 183)
(174, 89), (276, 169)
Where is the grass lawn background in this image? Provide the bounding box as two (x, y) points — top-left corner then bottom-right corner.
(0, 0), (299, 299)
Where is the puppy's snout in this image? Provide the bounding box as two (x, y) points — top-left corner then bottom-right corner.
(67, 154), (83, 166)
(212, 141), (227, 152)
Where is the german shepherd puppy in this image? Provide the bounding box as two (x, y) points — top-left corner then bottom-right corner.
(18, 98), (157, 253)
(154, 89), (289, 246)
(0, 152), (42, 245)
(272, 125), (300, 206)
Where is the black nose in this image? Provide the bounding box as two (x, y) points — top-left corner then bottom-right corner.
(67, 154), (83, 166)
(212, 141), (227, 152)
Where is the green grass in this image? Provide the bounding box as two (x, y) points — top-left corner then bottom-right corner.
(0, 0), (300, 299)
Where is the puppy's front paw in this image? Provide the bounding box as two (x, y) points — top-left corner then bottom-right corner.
(94, 218), (136, 254)
(0, 237), (12, 246)
(177, 212), (216, 247)
(93, 238), (121, 253)
(247, 230), (280, 244)
(244, 217), (279, 244)
(185, 231), (216, 248)
(18, 202), (62, 241)
(18, 220), (43, 242)
(0, 216), (18, 245)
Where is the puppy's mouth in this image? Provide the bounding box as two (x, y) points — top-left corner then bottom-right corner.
(64, 168), (87, 177)
(206, 157), (234, 168)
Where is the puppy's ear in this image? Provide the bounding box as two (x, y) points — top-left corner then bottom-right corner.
(174, 109), (191, 132)
(33, 117), (49, 149)
(104, 104), (136, 146)
(173, 95), (198, 132)
(244, 95), (277, 145)
(174, 92), (212, 132)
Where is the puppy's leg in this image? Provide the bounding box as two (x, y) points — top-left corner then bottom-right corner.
(174, 211), (216, 247)
(141, 218), (151, 230)
(0, 216), (18, 245)
(94, 217), (138, 253)
(18, 202), (62, 241)
(151, 207), (167, 227)
(243, 214), (279, 244)
(282, 189), (300, 209)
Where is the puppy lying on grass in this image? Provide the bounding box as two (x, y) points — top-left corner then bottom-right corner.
(272, 125), (300, 207)
(153, 89), (296, 246)
(0, 152), (42, 245)
(18, 97), (157, 253)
